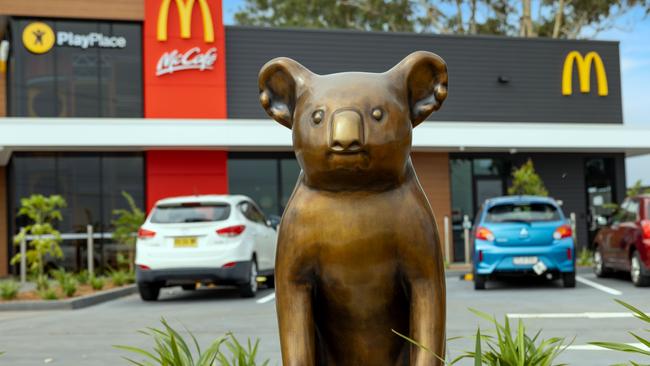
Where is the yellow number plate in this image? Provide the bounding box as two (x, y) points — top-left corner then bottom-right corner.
(174, 237), (198, 248)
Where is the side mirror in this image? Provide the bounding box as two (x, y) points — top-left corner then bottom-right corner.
(596, 215), (608, 227)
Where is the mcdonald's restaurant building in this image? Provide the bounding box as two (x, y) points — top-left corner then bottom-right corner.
(0, 0), (648, 276)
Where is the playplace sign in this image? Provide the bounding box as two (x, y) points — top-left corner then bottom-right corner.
(144, 0), (227, 118)
(22, 21), (127, 54)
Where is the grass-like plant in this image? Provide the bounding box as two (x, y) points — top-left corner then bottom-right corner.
(35, 274), (49, 291)
(0, 280), (20, 300)
(52, 268), (78, 297)
(590, 300), (650, 365)
(76, 269), (90, 285)
(395, 308), (570, 365)
(110, 270), (128, 287)
(114, 318), (269, 366)
(39, 288), (58, 300)
(90, 276), (105, 291)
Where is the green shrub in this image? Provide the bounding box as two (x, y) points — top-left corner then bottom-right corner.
(115, 318), (269, 366)
(39, 288), (58, 300)
(51, 269), (77, 297)
(110, 270), (128, 287)
(0, 280), (20, 300)
(577, 247), (593, 267)
(396, 308), (570, 365)
(590, 300), (650, 364)
(76, 270), (90, 285)
(90, 276), (105, 291)
(125, 271), (136, 284)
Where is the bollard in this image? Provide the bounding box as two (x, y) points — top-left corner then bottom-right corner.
(443, 216), (451, 264)
(87, 225), (94, 277)
(20, 238), (26, 285)
(463, 214), (471, 264)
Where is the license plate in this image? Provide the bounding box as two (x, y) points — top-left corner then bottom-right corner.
(174, 237), (198, 248)
(513, 256), (538, 265)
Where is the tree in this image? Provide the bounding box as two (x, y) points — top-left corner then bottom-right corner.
(234, 0), (648, 39)
(235, 0), (415, 32)
(507, 159), (549, 196)
(626, 179), (650, 197)
(11, 194), (67, 279)
(111, 191), (145, 273)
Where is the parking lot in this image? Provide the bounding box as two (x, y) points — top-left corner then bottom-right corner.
(0, 269), (648, 365)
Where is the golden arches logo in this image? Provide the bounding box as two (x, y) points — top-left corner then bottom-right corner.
(562, 51), (608, 97)
(157, 0), (214, 43)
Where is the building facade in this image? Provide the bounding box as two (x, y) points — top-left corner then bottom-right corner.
(0, 0), (646, 275)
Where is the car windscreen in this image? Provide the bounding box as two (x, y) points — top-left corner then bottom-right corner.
(150, 203), (231, 223)
(485, 202), (561, 223)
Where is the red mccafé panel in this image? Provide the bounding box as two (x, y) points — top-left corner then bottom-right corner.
(144, 0), (227, 118)
(144, 0), (229, 209)
(146, 150), (228, 211)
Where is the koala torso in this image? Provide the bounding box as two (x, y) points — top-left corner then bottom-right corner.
(276, 163), (440, 366)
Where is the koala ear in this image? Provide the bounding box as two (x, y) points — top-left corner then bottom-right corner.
(390, 51), (448, 127)
(258, 57), (312, 129)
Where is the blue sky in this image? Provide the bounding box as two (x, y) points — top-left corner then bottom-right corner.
(223, 1), (650, 186)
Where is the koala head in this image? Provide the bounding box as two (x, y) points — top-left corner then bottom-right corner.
(258, 51), (448, 191)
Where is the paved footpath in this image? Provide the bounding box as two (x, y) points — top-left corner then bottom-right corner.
(0, 271), (648, 365)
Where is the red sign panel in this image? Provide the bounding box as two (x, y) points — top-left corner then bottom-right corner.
(144, 0), (227, 118)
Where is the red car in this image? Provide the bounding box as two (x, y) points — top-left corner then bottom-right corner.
(593, 195), (650, 286)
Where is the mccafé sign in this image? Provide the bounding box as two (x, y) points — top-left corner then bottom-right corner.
(155, 0), (217, 76)
(144, 0), (227, 118)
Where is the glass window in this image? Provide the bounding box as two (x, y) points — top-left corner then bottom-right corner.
(280, 158), (300, 211)
(9, 18), (142, 117)
(624, 200), (639, 222)
(229, 159), (279, 215)
(485, 203), (561, 223)
(151, 203), (231, 224)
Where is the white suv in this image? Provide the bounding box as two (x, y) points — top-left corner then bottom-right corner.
(135, 195), (277, 301)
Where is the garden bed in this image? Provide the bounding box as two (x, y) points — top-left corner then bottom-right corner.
(0, 283), (137, 311)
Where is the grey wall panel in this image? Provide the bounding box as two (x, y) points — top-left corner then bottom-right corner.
(226, 26), (622, 124)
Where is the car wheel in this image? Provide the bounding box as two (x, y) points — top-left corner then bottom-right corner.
(181, 284), (196, 291)
(474, 274), (487, 290)
(631, 251), (650, 287)
(239, 259), (259, 298)
(138, 282), (161, 301)
(593, 249), (611, 277)
(562, 272), (576, 288)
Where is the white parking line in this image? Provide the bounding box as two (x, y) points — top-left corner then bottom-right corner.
(508, 312), (647, 319)
(576, 275), (623, 296)
(567, 343), (649, 351)
(256, 292), (276, 304)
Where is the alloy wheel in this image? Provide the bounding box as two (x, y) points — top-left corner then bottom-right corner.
(594, 251), (603, 275)
(250, 260), (258, 293)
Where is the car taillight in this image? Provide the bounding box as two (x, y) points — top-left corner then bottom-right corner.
(475, 227), (495, 242)
(640, 220), (650, 239)
(138, 264), (151, 270)
(222, 262), (237, 268)
(553, 224), (572, 240)
(137, 228), (156, 239)
(217, 225), (246, 237)
(478, 250), (484, 262)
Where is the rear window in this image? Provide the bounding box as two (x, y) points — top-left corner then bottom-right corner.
(485, 203), (561, 223)
(150, 203), (231, 224)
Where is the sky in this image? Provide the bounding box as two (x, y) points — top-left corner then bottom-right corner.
(222, 1), (650, 187)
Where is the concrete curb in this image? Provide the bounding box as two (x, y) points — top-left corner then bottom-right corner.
(0, 285), (137, 311)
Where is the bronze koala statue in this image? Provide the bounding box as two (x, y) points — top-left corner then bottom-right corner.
(258, 51), (448, 366)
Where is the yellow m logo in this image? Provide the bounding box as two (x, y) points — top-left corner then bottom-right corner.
(157, 0), (214, 43)
(562, 51), (608, 96)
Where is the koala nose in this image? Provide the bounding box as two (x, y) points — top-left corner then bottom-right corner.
(330, 110), (363, 152)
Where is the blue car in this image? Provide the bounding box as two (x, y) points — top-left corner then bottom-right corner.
(472, 195), (576, 290)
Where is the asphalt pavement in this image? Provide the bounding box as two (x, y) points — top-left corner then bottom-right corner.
(0, 269), (648, 365)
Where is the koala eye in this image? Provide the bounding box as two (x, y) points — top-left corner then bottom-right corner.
(371, 108), (383, 121)
(312, 110), (324, 124)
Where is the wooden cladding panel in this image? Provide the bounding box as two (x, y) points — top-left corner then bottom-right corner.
(411, 152), (452, 258)
(0, 0), (144, 21)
